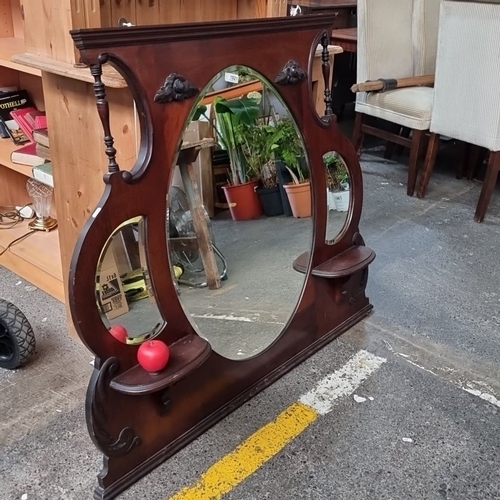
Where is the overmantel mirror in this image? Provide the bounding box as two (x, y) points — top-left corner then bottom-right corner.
(70, 15), (375, 500)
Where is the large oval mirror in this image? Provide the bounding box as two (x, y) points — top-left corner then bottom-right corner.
(167, 66), (313, 359)
(96, 217), (164, 344)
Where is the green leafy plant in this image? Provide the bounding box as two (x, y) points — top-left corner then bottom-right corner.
(237, 122), (285, 188)
(324, 152), (349, 191)
(212, 96), (260, 185)
(191, 96), (260, 185)
(191, 84), (306, 187)
(273, 119), (307, 184)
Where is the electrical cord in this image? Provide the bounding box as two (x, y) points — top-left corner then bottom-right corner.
(0, 204), (36, 256)
(0, 206), (24, 229)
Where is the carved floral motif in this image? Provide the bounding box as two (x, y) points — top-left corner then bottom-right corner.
(154, 73), (199, 103)
(275, 60), (307, 85)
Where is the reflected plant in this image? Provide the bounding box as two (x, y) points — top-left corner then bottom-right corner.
(213, 96), (260, 185)
(191, 95), (260, 185)
(191, 77), (306, 187)
(324, 152), (349, 191)
(237, 122), (284, 188)
(273, 119), (307, 184)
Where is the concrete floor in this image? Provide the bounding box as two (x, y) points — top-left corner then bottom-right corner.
(1, 141), (500, 499)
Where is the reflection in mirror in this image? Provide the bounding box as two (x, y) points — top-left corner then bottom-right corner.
(324, 151), (350, 243)
(96, 217), (164, 345)
(167, 66), (312, 359)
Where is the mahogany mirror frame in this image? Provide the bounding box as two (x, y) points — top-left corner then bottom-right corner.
(70, 14), (375, 500)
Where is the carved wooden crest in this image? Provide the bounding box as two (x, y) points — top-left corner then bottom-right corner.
(154, 73), (199, 103)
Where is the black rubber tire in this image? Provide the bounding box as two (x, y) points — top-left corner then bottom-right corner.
(0, 299), (36, 370)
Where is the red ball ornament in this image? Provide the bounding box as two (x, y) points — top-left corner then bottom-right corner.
(108, 324), (128, 344)
(137, 340), (170, 373)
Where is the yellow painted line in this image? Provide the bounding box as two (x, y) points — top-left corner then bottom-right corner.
(168, 351), (386, 500)
(168, 402), (318, 500)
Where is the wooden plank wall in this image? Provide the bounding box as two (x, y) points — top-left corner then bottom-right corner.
(99, 0), (287, 27)
(1, 0), (24, 37)
(23, 0), (76, 63)
(20, 0), (287, 64)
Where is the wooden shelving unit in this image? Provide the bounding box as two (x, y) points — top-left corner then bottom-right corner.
(0, 138), (32, 177)
(12, 52), (126, 88)
(0, 38), (41, 77)
(0, 219), (64, 301)
(0, 0), (287, 338)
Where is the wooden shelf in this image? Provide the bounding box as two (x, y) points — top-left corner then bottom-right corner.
(312, 246), (376, 278)
(293, 246), (376, 278)
(292, 251), (309, 274)
(0, 218), (64, 301)
(11, 53), (127, 89)
(0, 38), (42, 77)
(110, 334), (212, 395)
(0, 139), (33, 177)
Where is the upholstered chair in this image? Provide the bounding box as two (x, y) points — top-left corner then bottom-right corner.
(352, 0), (440, 196)
(417, 0), (500, 222)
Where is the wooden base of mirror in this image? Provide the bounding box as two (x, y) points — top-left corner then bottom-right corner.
(70, 15), (375, 499)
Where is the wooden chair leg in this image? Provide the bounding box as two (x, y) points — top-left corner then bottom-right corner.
(474, 150), (500, 223)
(384, 125), (402, 160)
(394, 127), (411, 157)
(455, 141), (469, 179)
(351, 112), (364, 157)
(466, 145), (488, 180)
(407, 129), (424, 196)
(417, 133), (440, 198)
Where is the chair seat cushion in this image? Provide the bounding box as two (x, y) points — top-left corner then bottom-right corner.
(356, 86), (434, 130)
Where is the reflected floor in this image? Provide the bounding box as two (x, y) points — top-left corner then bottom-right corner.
(326, 205), (348, 241)
(177, 209), (344, 359)
(179, 213), (309, 359)
(108, 299), (163, 340)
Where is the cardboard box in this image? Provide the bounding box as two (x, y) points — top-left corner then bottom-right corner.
(98, 247), (129, 320)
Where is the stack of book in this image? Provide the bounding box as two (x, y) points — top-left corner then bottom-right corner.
(33, 128), (50, 161)
(0, 88), (53, 186)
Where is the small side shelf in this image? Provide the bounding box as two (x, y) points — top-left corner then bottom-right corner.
(312, 246), (376, 278)
(110, 334), (212, 396)
(292, 251), (310, 274)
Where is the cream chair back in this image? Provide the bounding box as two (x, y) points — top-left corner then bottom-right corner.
(430, 0), (500, 151)
(357, 0), (440, 107)
(357, 0), (415, 84)
(413, 0), (441, 75)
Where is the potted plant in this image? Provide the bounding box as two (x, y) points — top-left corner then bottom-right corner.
(212, 95), (263, 221)
(275, 119), (311, 218)
(238, 122), (285, 216)
(324, 152), (350, 212)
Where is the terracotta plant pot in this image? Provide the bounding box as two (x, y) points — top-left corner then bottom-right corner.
(222, 180), (263, 221)
(283, 181), (312, 218)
